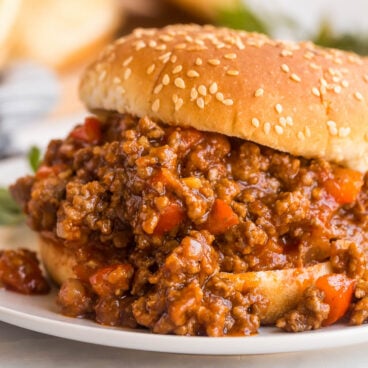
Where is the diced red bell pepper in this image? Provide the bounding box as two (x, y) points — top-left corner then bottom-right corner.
(154, 202), (185, 236)
(70, 117), (102, 144)
(316, 273), (355, 326)
(89, 264), (134, 297)
(35, 163), (65, 179)
(203, 199), (239, 235)
(323, 167), (363, 205)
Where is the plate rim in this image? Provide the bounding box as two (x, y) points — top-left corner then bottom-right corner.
(1, 156), (368, 355)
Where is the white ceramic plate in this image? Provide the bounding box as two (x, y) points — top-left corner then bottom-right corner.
(1, 157), (368, 355)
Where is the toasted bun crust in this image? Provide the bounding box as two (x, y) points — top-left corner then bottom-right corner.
(39, 237), (76, 286)
(218, 263), (332, 324)
(39, 235), (332, 324)
(80, 24), (368, 172)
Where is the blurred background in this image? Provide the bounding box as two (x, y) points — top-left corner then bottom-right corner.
(1, 0), (368, 159)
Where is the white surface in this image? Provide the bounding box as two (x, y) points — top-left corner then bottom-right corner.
(1, 157), (368, 362)
(246, 0), (368, 39)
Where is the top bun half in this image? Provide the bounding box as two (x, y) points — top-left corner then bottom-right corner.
(80, 24), (368, 171)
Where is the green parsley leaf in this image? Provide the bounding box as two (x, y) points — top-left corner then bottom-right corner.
(28, 146), (41, 173)
(216, 4), (268, 34)
(314, 21), (368, 55)
(0, 187), (23, 225)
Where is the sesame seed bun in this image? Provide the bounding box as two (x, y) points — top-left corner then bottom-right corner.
(80, 24), (368, 172)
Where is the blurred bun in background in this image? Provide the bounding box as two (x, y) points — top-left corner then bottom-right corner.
(0, 0), (21, 68)
(1, 0), (123, 71)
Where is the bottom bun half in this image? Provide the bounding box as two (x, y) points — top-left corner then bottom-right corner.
(39, 236), (332, 324)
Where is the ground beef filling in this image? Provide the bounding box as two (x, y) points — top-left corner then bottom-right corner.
(10, 114), (368, 335)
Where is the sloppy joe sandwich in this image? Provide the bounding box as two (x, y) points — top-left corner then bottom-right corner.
(11, 24), (368, 336)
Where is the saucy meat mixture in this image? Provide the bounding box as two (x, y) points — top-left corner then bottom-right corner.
(10, 114), (368, 335)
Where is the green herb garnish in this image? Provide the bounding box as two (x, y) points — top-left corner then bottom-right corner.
(0, 145), (42, 225)
(0, 188), (23, 225)
(314, 21), (368, 55)
(28, 146), (41, 173)
(216, 3), (268, 34)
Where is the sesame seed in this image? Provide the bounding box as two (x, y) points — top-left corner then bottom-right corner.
(329, 126), (338, 136)
(170, 55), (178, 63)
(185, 35), (193, 43)
(113, 77), (121, 84)
(251, 118), (260, 128)
(152, 99), (160, 112)
(98, 70), (106, 81)
(290, 73), (301, 82)
(286, 116), (293, 126)
(123, 56), (133, 67)
(339, 127), (351, 138)
(175, 98), (184, 111)
(175, 43), (187, 50)
(146, 64), (155, 75)
(279, 117), (287, 127)
(280, 49), (293, 57)
(355, 91), (364, 101)
(134, 40), (146, 51)
(172, 65), (183, 74)
(305, 127), (311, 137)
(215, 92), (224, 102)
(162, 74), (170, 85)
(334, 86), (342, 94)
(195, 39), (205, 46)
(195, 58), (203, 66)
(281, 64), (290, 73)
(342, 80), (349, 88)
(275, 125), (284, 135)
(197, 97), (205, 109)
(312, 87), (321, 97)
(334, 57), (343, 65)
(148, 40), (157, 48)
(154, 84), (163, 94)
(172, 94), (178, 103)
(327, 120), (336, 128)
(216, 42), (226, 49)
(116, 86), (125, 95)
(255, 88), (264, 97)
(304, 51), (314, 60)
(264, 122), (271, 135)
(187, 70), (200, 78)
(124, 68), (132, 80)
(159, 52), (172, 63)
(235, 39), (245, 50)
(198, 85), (207, 96)
(174, 78), (185, 89)
(275, 104), (283, 114)
(159, 34), (173, 42)
(209, 82), (218, 94)
(223, 99), (234, 106)
(224, 53), (237, 60)
(226, 70), (240, 76)
(155, 44), (167, 51)
(297, 131), (305, 140)
(309, 62), (320, 70)
(190, 87), (198, 101)
(208, 59), (220, 66)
